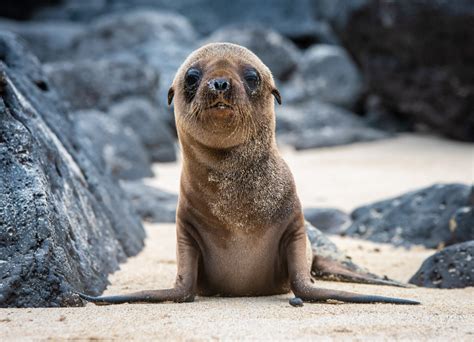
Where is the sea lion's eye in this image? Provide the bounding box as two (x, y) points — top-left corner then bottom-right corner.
(244, 69), (259, 90)
(185, 68), (201, 88)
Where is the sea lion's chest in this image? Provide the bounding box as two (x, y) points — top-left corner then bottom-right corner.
(205, 164), (292, 232)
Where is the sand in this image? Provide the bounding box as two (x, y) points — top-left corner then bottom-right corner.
(1, 134), (473, 341)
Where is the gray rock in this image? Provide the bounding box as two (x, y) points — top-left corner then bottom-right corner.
(0, 32), (145, 307)
(363, 94), (413, 133)
(346, 183), (472, 248)
(203, 26), (301, 81)
(449, 207), (474, 245)
(306, 222), (406, 287)
(336, 0), (474, 141)
(44, 57), (160, 112)
(409, 241), (474, 289)
(74, 110), (153, 180)
(276, 99), (391, 149)
(62, 9), (196, 117)
(134, 41), (195, 110)
(67, 9), (196, 60)
(0, 0), (58, 20)
(120, 180), (178, 223)
(281, 126), (389, 150)
(34, 0), (332, 43)
(304, 208), (351, 234)
(298, 44), (363, 108)
(312, 0), (369, 30)
(108, 98), (176, 162)
(0, 19), (84, 62)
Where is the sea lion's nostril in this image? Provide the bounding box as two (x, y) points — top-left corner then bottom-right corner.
(209, 78), (230, 92)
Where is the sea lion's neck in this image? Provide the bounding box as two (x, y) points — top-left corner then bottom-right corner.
(180, 131), (276, 174)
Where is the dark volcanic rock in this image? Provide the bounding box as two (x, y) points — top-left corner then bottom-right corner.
(120, 180), (178, 223)
(34, 0), (334, 44)
(364, 94), (413, 133)
(61, 9), (196, 117)
(44, 57), (160, 112)
(204, 26), (301, 81)
(0, 19), (84, 62)
(108, 98), (176, 162)
(67, 9), (196, 60)
(337, 0), (474, 141)
(0, 32), (145, 307)
(346, 184), (472, 248)
(0, 0), (59, 20)
(292, 44), (363, 108)
(276, 99), (390, 149)
(449, 207), (474, 245)
(74, 110), (153, 180)
(409, 241), (474, 289)
(304, 208), (351, 234)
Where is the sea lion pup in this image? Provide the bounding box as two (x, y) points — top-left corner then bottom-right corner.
(79, 43), (419, 305)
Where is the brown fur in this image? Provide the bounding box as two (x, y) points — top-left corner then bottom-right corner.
(78, 43), (419, 305)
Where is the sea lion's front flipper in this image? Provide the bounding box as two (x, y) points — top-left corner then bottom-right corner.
(77, 289), (195, 305)
(78, 224), (199, 305)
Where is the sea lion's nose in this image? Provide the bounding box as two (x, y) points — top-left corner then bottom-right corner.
(208, 78), (231, 93)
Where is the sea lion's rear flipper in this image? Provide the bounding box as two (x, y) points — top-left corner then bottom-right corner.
(306, 221), (411, 288)
(311, 255), (412, 288)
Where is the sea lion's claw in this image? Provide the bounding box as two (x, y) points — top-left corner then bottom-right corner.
(77, 292), (112, 305)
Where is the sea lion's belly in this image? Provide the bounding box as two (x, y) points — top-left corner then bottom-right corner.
(196, 228), (290, 296)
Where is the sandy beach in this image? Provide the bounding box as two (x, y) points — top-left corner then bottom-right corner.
(1, 134), (473, 341)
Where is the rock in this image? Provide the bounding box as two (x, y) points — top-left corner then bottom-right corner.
(0, 32), (145, 307)
(203, 26), (301, 81)
(346, 183), (472, 248)
(62, 9), (196, 117)
(306, 222), (406, 287)
(33, 0), (110, 22)
(449, 207), (474, 245)
(74, 110), (153, 180)
(312, 0), (369, 30)
(44, 56), (160, 112)
(297, 44), (363, 108)
(304, 208), (351, 234)
(120, 180), (178, 223)
(363, 94), (413, 133)
(108, 98), (176, 162)
(67, 9), (196, 60)
(34, 0), (333, 43)
(0, 19), (84, 62)
(0, 0), (59, 20)
(337, 0), (474, 141)
(276, 99), (391, 149)
(409, 241), (474, 289)
(281, 126), (389, 150)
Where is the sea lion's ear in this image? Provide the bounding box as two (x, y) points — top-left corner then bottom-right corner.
(167, 87), (175, 106)
(272, 88), (282, 105)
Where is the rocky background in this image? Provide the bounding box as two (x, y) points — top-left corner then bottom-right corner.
(0, 0), (472, 307)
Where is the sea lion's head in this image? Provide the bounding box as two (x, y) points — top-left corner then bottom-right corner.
(169, 43), (281, 149)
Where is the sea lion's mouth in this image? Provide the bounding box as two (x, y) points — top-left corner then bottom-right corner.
(208, 102), (233, 110)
